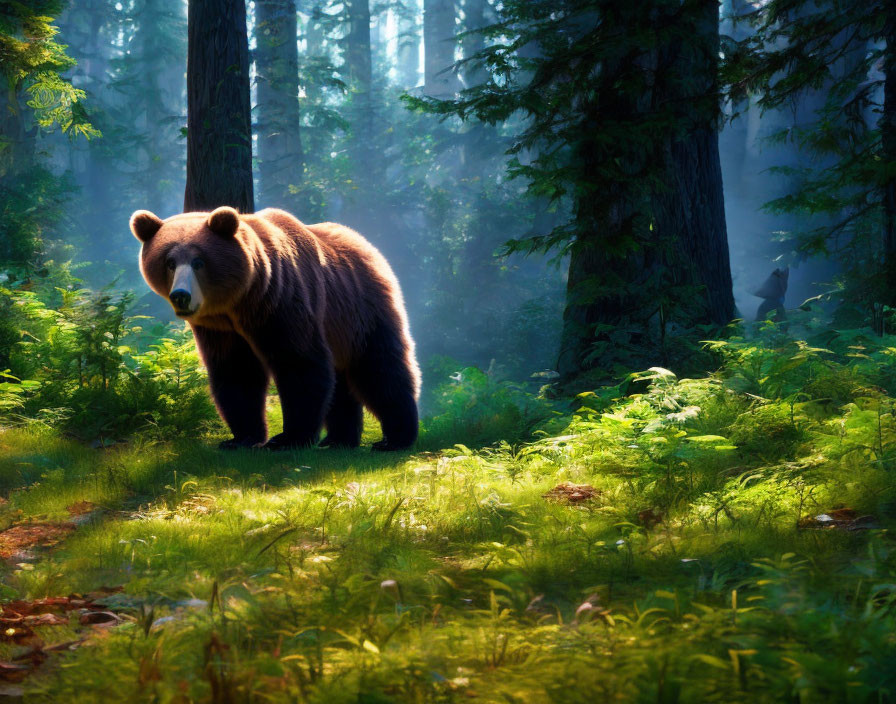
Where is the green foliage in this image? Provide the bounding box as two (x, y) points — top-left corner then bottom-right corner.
(406, 0), (737, 376)
(0, 167), (77, 268)
(0, 0), (99, 141)
(722, 0), (891, 324)
(0, 276), (217, 442)
(0, 1), (98, 272)
(421, 359), (558, 448)
(1, 323), (896, 700)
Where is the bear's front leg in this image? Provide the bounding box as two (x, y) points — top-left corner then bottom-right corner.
(252, 324), (335, 451)
(192, 326), (269, 449)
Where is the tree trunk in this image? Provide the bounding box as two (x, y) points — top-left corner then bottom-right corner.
(652, 0), (735, 327)
(138, 0), (185, 213)
(0, 80), (34, 182)
(883, 3), (896, 306)
(343, 0), (374, 170)
(557, 189), (649, 377)
(255, 0), (304, 209)
(424, 0), (459, 98)
(556, 4), (735, 379)
(461, 0), (487, 88)
(396, 1), (421, 88)
(184, 0), (254, 213)
(303, 0), (323, 61)
(557, 74), (653, 378)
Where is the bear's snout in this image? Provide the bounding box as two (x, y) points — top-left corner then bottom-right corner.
(170, 289), (192, 313)
(167, 262), (204, 315)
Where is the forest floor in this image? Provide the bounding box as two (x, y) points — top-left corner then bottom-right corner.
(1, 336), (896, 702)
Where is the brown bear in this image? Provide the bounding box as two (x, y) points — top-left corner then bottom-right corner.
(130, 206), (420, 451)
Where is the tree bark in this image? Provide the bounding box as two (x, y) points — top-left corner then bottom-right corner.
(461, 0), (487, 88)
(556, 2), (736, 379)
(397, 1), (421, 88)
(557, 63), (653, 378)
(652, 0), (736, 327)
(343, 0), (374, 171)
(184, 0), (254, 213)
(424, 0), (459, 98)
(137, 0), (186, 213)
(255, 0), (304, 209)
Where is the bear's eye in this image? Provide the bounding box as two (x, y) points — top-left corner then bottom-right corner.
(165, 259), (176, 271)
(191, 257), (204, 270)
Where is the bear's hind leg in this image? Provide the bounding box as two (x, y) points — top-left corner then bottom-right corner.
(192, 326), (269, 449)
(350, 324), (419, 451)
(320, 372), (363, 448)
(253, 323), (334, 451)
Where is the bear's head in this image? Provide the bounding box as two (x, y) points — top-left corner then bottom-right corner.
(131, 206), (256, 319)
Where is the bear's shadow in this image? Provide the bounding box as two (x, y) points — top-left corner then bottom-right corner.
(131, 441), (418, 498)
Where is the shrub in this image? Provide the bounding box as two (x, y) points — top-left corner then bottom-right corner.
(0, 277), (218, 442)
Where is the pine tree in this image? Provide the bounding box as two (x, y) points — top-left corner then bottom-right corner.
(725, 0), (892, 327)
(184, 0), (254, 212)
(0, 0), (97, 266)
(410, 0), (736, 377)
(424, 0), (459, 98)
(256, 0), (304, 209)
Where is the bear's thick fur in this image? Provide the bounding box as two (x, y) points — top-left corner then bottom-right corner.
(131, 206), (420, 451)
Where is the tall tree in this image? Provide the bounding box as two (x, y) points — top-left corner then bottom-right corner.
(554, 7), (652, 377)
(424, 0), (459, 97)
(884, 5), (896, 301)
(726, 0), (891, 327)
(0, 0), (97, 266)
(255, 0), (304, 209)
(396, 0), (422, 89)
(343, 0), (373, 148)
(652, 0), (735, 328)
(184, 0), (254, 212)
(133, 0), (188, 214)
(410, 0), (737, 378)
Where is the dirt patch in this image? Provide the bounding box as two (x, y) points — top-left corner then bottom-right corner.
(0, 522), (76, 560)
(66, 501), (98, 516)
(542, 482), (601, 504)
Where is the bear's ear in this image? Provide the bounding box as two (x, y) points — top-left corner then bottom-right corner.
(130, 210), (163, 243)
(207, 206), (240, 237)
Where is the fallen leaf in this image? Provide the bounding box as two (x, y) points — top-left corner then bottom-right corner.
(0, 625), (33, 642)
(828, 507), (858, 522)
(799, 508), (878, 531)
(66, 501), (98, 517)
(524, 595), (555, 618)
(0, 523), (76, 560)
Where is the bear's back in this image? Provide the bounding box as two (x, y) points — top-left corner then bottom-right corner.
(254, 209), (400, 291)
(251, 209), (410, 368)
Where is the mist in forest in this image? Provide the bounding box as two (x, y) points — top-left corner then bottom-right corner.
(41, 0), (567, 390)
(2, 0), (891, 389)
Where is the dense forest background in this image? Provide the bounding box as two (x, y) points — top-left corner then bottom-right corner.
(1, 0), (889, 404)
(4, 3), (896, 701)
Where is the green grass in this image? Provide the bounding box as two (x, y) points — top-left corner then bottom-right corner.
(3, 331), (896, 702)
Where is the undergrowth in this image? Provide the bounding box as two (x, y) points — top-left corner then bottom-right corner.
(1, 294), (896, 700)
